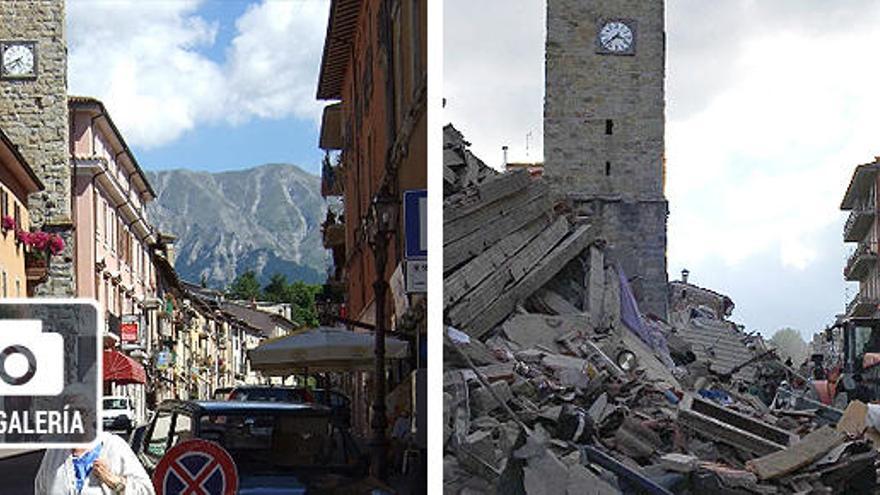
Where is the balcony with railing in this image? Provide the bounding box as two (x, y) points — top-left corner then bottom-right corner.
(844, 207), (876, 242)
(321, 154), (345, 198)
(844, 241), (878, 281)
(322, 213), (345, 249)
(847, 293), (880, 317)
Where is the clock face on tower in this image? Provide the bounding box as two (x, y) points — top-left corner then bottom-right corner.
(1, 41), (37, 79)
(597, 20), (636, 55)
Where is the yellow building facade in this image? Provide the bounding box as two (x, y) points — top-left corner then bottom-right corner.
(0, 127), (45, 297)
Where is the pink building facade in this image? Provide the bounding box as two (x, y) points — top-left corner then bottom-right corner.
(69, 96), (162, 422)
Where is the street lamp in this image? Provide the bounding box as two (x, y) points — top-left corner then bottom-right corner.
(368, 187), (397, 481)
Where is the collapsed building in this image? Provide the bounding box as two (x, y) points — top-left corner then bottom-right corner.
(442, 130), (879, 495)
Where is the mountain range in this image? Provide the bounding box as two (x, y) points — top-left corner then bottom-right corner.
(145, 164), (330, 289)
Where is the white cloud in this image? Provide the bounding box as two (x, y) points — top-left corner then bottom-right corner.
(67, 0), (329, 149)
(666, 8), (880, 272)
(443, 0), (545, 168)
(225, 1), (329, 123)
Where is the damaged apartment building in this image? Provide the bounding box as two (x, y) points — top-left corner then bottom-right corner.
(443, 1), (879, 493)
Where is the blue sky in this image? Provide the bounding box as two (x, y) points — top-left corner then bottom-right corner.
(67, 0), (330, 175)
(444, 0), (880, 340)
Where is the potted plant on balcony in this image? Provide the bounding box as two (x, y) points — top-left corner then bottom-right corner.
(1, 215), (14, 235)
(20, 230), (64, 281)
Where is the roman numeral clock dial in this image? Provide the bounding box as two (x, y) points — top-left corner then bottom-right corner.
(1, 42), (37, 79)
(597, 20), (636, 55)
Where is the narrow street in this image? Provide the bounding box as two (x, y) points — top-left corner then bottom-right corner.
(0, 0), (427, 492)
(0, 450), (44, 495)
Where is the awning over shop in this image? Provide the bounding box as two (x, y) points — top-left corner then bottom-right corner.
(103, 350), (146, 384)
(249, 326), (409, 374)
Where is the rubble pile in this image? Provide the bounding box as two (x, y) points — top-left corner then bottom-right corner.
(442, 168), (880, 494)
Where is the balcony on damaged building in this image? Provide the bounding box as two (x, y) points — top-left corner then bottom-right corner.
(847, 293), (880, 318)
(841, 158), (880, 317)
(845, 240), (878, 281)
(844, 197), (876, 242)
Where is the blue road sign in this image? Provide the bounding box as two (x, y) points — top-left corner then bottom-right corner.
(404, 189), (427, 259)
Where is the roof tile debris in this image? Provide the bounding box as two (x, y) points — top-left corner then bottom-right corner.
(443, 131), (876, 495)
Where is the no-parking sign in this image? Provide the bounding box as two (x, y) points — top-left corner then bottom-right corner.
(153, 439), (239, 495)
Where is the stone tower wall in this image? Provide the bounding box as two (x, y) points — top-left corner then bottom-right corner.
(0, 0), (76, 296)
(544, 0), (668, 318)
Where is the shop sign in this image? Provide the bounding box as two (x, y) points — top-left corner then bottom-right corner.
(156, 351), (171, 370)
(405, 260), (427, 293)
(120, 315), (139, 343)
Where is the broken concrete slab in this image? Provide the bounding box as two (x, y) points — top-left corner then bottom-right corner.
(614, 416), (663, 459)
(587, 246), (605, 320)
(531, 288), (583, 315)
(453, 224), (574, 332)
(660, 453), (699, 473)
(471, 380), (514, 416)
(677, 393), (797, 458)
(746, 426), (846, 480)
(447, 217), (570, 327)
(699, 463), (761, 491)
(835, 400), (868, 438)
(501, 313), (592, 351)
(522, 449), (570, 495)
(567, 462), (619, 495)
(444, 333), (500, 368)
(587, 392), (609, 423)
(445, 190), (554, 272)
(579, 444), (675, 495)
(445, 216), (551, 308)
(446, 179), (550, 245)
(474, 363), (516, 383)
(464, 224), (598, 338)
(615, 324), (681, 388)
(444, 168), (532, 224)
(458, 429), (504, 479)
(600, 265), (621, 330)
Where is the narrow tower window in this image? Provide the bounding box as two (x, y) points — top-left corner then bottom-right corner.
(605, 161), (611, 176)
(605, 119), (613, 135)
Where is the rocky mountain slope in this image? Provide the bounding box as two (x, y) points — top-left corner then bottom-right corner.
(146, 163), (330, 288)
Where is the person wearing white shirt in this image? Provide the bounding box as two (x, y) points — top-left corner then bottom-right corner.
(34, 430), (154, 495)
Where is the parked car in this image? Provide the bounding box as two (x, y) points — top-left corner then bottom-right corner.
(132, 400), (368, 493)
(227, 385), (314, 403)
(227, 386), (352, 426)
(102, 395), (136, 434)
(213, 386), (234, 400)
(310, 389), (352, 427)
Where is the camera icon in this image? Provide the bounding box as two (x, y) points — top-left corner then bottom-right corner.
(0, 320), (63, 396)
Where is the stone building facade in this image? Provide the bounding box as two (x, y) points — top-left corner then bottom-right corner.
(0, 0), (75, 296)
(543, 0), (669, 318)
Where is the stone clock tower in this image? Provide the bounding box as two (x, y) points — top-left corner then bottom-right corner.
(0, 0), (76, 296)
(544, 0), (669, 318)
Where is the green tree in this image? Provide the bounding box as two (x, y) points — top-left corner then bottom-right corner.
(288, 280), (322, 327)
(228, 270), (261, 301)
(246, 272), (323, 327)
(770, 328), (809, 366)
(263, 273), (290, 302)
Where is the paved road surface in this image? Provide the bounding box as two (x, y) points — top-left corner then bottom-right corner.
(0, 449), (43, 494)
